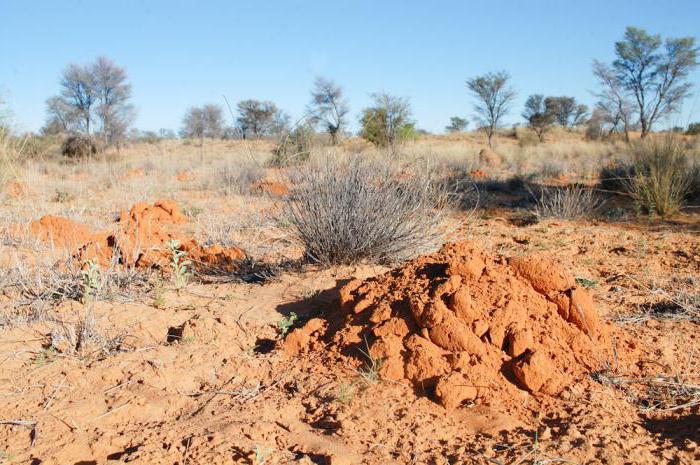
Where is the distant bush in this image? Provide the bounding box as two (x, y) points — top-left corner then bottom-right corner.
(215, 162), (265, 195)
(623, 136), (694, 216)
(61, 134), (100, 159)
(533, 185), (604, 220)
(515, 127), (539, 147)
(284, 155), (450, 265)
(270, 125), (314, 167)
(686, 122), (700, 136)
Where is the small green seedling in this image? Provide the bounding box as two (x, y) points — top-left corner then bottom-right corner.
(254, 445), (272, 465)
(166, 239), (192, 289)
(81, 260), (101, 303)
(575, 277), (598, 289)
(277, 312), (298, 337)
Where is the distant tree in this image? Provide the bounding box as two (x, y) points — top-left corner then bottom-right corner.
(158, 128), (177, 139)
(466, 71), (516, 147)
(543, 96), (588, 127)
(236, 99), (288, 139)
(58, 63), (98, 134)
(45, 57), (134, 143)
(308, 77), (349, 144)
(445, 116), (469, 133)
(91, 56), (134, 143)
(592, 60), (636, 141)
(686, 122), (700, 135)
(597, 27), (699, 138)
(359, 93), (415, 151)
(180, 104), (225, 141)
(522, 94), (555, 142)
(42, 96), (76, 134)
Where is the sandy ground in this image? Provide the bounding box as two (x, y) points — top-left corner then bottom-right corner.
(0, 138), (698, 464)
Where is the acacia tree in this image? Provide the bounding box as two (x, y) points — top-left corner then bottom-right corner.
(522, 94), (555, 142)
(45, 57), (134, 142)
(308, 77), (349, 144)
(592, 60), (637, 141)
(59, 63), (98, 134)
(359, 93), (415, 152)
(92, 56), (134, 143)
(236, 99), (288, 139)
(466, 71), (516, 147)
(544, 96), (588, 127)
(445, 116), (469, 133)
(597, 27), (698, 138)
(180, 104), (225, 141)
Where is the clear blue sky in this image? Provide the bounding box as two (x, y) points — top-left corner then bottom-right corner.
(2, 0), (699, 134)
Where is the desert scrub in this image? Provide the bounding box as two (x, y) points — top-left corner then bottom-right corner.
(283, 155), (451, 265)
(215, 162), (264, 195)
(533, 184), (604, 220)
(623, 136), (694, 217)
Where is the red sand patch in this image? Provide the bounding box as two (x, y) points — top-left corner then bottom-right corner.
(176, 170), (195, 182)
(28, 200), (245, 272)
(251, 180), (290, 196)
(286, 241), (612, 409)
(4, 180), (28, 198)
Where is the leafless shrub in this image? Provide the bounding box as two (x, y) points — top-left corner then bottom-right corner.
(48, 309), (125, 358)
(533, 185), (605, 220)
(283, 155), (452, 265)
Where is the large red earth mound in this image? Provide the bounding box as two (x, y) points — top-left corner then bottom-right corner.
(288, 241), (612, 409)
(27, 200), (245, 271)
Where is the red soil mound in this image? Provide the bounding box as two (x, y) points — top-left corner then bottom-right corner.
(28, 200), (245, 272)
(288, 242), (611, 409)
(28, 215), (97, 250)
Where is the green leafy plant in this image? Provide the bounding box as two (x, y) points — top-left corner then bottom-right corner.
(166, 240), (192, 289)
(80, 260), (101, 303)
(254, 445), (272, 465)
(575, 276), (598, 288)
(277, 312), (298, 337)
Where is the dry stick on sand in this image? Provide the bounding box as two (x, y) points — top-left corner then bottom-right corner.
(0, 419), (38, 446)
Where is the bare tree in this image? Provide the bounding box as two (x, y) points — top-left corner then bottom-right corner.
(92, 56), (134, 144)
(445, 116), (469, 133)
(592, 60), (636, 141)
(236, 99), (287, 139)
(523, 94), (555, 142)
(466, 71), (516, 147)
(359, 93), (415, 151)
(600, 27), (698, 138)
(180, 104), (225, 142)
(308, 77), (349, 144)
(46, 57), (134, 142)
(42, 96), (77, 134)
(59, 63), (97, 134)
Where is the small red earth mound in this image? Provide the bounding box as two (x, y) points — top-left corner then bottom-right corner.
(28, 200), (245, 272)
(4, 180), (28, 198)
(28, 215), (97, 249)
(286, 242), (611, 409)
(469, 169), (487, 179)
(251, 180), (290, 197)
(176, 170), (195, 182)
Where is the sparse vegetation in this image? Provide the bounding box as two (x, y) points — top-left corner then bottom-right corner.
(623, 136), (694, 216)
(284, 155), (451, 265)
(533, 185), (604, 220)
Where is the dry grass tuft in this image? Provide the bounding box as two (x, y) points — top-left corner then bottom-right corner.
(532, 185), (605, 220)
(283, 155), (452, 265)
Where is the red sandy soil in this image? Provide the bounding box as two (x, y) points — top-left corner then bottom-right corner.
(0, 213), (698, 464)
(252, 180), (291, 197)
